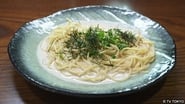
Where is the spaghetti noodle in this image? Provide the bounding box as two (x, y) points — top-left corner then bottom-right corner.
(40, 21), (155, 83)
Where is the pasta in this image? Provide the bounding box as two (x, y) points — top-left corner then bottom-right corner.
(40, 21), (155, 83)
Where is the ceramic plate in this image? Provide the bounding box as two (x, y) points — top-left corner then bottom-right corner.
(8, 5), (175, 97)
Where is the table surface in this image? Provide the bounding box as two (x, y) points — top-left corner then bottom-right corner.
(0, 0), (185, 104)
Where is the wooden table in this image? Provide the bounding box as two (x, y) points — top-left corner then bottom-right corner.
(0, 0), (185, 104)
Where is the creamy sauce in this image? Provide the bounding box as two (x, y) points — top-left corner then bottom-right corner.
(37, 20), (141, 84)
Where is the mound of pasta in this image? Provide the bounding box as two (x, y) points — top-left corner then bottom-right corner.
(41, 21), (155, 83)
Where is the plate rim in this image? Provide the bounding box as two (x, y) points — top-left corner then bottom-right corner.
(8, 5), (176, 97)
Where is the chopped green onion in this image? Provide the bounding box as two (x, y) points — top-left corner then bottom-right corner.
(65, 26), (136, 59)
